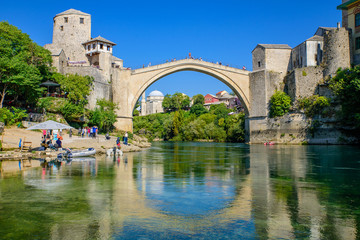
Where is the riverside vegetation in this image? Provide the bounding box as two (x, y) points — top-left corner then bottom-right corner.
(133, 93), (245, 142)
(0, 21), (117, 135)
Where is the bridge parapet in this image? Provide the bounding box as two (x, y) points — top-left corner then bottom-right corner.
(131, 58), (250, 75)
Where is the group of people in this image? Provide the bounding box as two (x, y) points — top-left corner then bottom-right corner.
(41, 129), (63, 150)
(116, 132), (129, 149)
(78, 126), (98, 138)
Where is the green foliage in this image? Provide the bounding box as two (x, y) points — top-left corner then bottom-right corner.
(133, 107), (245, 143)
(298, 95), (330, 117)
(53, 73), (93, 105)
(61, 102), (84, 121)
(162, 92), (190, 112)
(302, 70), (307, 76)
(329, 67), (360, 128)
(88, 99), (118, 132)
(210, 103), (232, 122)
(0, 107), (28, 126)
(270, 91), (292, 118)
(37, 97), (66, 113)
(190, 104), (208, 116)
(0, 21), (52, 108)
(192, 94), (205, 105)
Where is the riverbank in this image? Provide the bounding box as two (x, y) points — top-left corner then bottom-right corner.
(0, 127), (151, 159)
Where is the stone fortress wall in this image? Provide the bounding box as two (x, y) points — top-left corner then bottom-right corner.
(247, 26), (353, 144)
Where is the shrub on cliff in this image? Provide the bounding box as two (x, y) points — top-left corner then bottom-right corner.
(269, 91), (291, 118)
(298, 95), (330, 117)
(329, 67), (360, 128)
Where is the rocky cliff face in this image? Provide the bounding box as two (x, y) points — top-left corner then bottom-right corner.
(249, 113), (358, 145)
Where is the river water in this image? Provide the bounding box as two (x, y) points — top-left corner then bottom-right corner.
(1, 142), (360, 239)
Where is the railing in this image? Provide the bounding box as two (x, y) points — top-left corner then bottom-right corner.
(128, 55), (249, 71)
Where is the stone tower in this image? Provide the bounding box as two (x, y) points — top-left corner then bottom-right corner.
(52, 9), (91, 63)
(323, 27), (351, 77)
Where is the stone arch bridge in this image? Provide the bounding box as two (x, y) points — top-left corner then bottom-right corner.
(112, 58), (251, 131)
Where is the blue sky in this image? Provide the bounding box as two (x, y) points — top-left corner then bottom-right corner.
(1, 0), (342, 97)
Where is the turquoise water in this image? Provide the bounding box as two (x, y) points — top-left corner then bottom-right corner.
(1, 142), (360, 239)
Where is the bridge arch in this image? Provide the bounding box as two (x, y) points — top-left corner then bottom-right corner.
(132, 63), (250, 115)
(112, 59), (250, 132)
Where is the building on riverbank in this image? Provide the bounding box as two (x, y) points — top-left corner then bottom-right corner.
(44, 9), (122, 109)
(204, 91), (242, 111)
(248, 19), (352, 144)
(338, 0), (360, 65)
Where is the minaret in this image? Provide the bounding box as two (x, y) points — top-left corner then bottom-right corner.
(141, 92), (147, 116)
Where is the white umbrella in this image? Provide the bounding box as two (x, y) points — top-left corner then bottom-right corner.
(27, 120), (74, 130)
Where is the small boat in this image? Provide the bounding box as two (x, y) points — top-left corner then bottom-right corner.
(58, 148), (96, 159)
(264, 142), (275, 146)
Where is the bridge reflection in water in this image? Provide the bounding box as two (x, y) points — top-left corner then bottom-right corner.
(0, 143), (358, 239)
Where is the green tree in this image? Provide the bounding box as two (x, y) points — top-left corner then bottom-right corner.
(162, 92), (190, 112)
(269, 90), (292, 118)
(329, 67), (360, 128)
(0, 21), (52, 108)
(162, 94), (172, 112)
(0, 107), (28, 126)
(192, 94), (205, 105)
(89, 99), (118, 132)
(204, 122), (227, 142)
(172, 110), (183, 136)
(190, 104), (208, 116)
(53, 73), (93, 105)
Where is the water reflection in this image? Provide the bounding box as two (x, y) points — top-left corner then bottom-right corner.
(0, 143), (360, 239)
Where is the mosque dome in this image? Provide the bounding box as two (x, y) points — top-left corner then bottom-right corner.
(148, 90), (164, 97)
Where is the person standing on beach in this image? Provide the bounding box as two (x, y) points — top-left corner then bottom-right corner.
(42, 129), (46, 139)
(124, 132), (128, 145)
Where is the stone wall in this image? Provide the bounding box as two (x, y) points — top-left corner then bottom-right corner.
(64, 66), (112, 109)
(248, 113), (356, 144)
(285, 66), (324, 102)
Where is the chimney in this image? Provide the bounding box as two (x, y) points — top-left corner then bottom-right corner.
(337, 22), (341, 29)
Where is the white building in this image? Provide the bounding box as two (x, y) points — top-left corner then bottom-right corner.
(141, 90), (165, 116)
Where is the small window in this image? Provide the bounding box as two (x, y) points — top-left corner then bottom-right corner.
(64, 17), (68, 23)
(100, 44), (103, 49)
(92, 44), (96, 49)
(107, 46), (110, 51)
(356, 14), (360, 27)
(60, 26), (63, 31)
(258, 61), (261, 67)
(87, 45), (90, 51)
(80, 18), (84, 24)
(356, 37), (360, 50)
